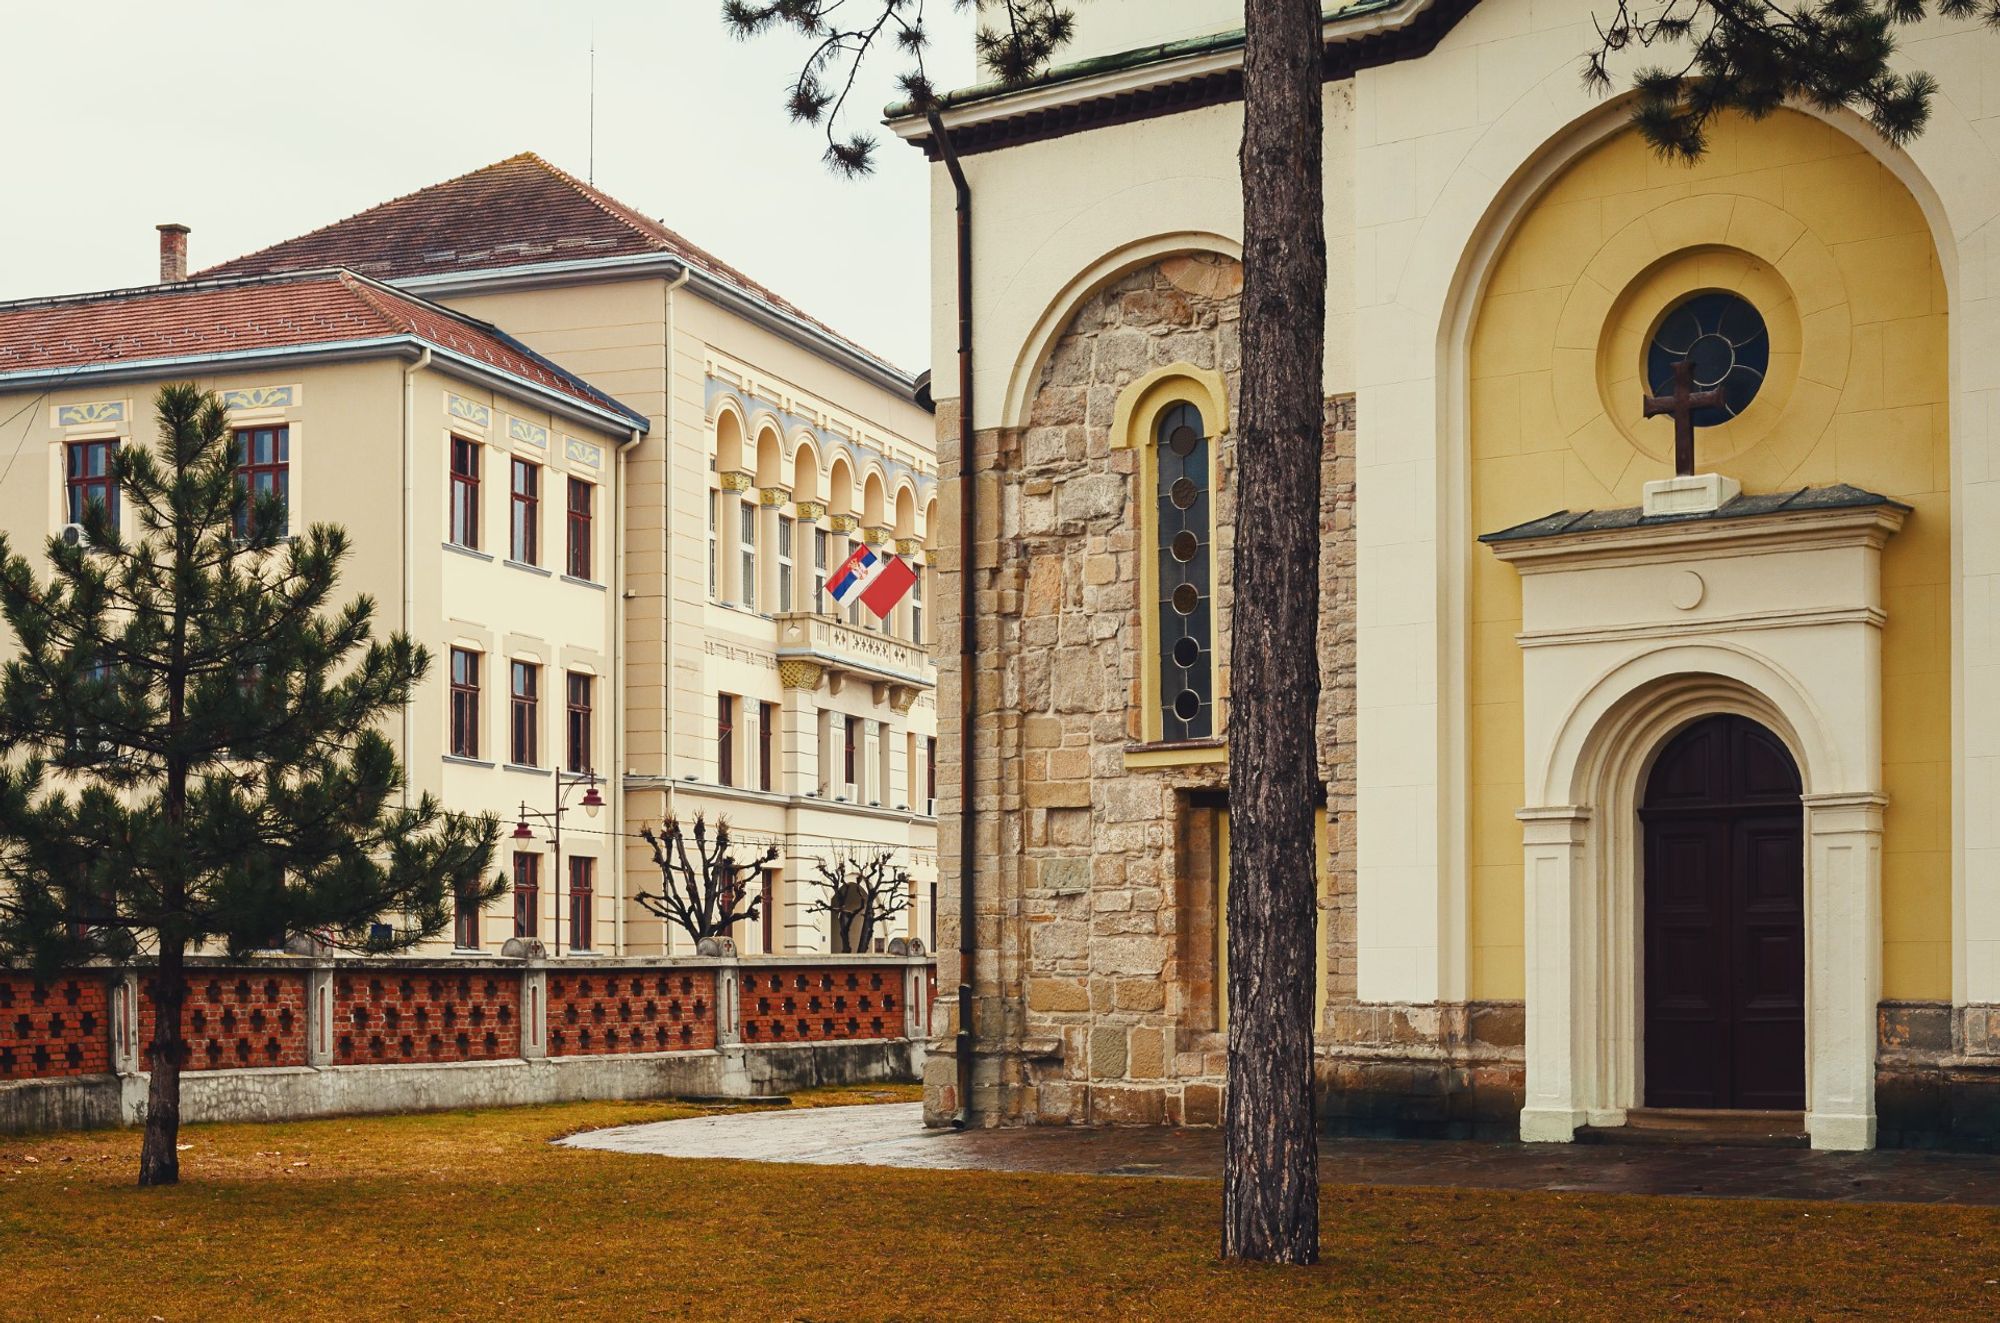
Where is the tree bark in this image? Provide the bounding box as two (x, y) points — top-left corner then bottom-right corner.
(136, 939), (185, 1187)
(1222, 0), (1326, 1265)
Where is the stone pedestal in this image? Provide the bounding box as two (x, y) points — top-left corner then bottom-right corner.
(1641, 472), (1740, 517)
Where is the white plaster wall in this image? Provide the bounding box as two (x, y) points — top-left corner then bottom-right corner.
(1350, 0), (2000, 1006)
(1042, 0), (1245, 64)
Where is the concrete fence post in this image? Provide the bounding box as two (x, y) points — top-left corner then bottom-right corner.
(521, 963), (548, 1060)
(110, 970), (141, 1075)
(904, 959), (925, 1039)
(305, 963), (335, 1068)
(716, 957), (741, 1047)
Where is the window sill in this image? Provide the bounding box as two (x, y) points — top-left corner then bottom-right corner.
(504, 559), (551, 577)
(442, 754), (497, 769)
(1122, 738), (1226, 770)
(561, 574), (606, 591)
(443, 542), (493, 562)
(503, 762), (548, 776)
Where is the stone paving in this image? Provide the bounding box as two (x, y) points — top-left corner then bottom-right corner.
(561, 1102), (2000, 1205)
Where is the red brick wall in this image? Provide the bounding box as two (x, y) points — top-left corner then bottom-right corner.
(0, 974), (110, 1079)
(548, 970), (718, 1056)
(739, 965), (905, 1044)
(333, 970), (520, 1065)
(141, 971), (308, 1071)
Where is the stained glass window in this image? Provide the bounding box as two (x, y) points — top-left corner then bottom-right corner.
(1156, 402), (1213, 741)
(1647, 292), (1769, 426)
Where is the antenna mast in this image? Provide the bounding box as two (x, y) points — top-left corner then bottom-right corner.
(588, 23), (597, 185)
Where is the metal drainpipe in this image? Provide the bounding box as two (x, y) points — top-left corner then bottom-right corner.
(660, 266), (692, 950)
(929, 110), (977, 1130)
(401, 346), (432, 806)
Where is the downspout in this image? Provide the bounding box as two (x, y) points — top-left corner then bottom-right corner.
(930, 110), (977, 1130)
(401, 346), (433, 805)
(661, 267), (692, 948)
(613, 423), (642, 955)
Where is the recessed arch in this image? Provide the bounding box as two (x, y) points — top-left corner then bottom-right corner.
(826, 452), (855, 519)
(754, 423), (784, 489)
(714, 405), (745, 476)
(861, 469), (888, 530)
(892, 482), (918, 540)
(791, 437), (822, 506)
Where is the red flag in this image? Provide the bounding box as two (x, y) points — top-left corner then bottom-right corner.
(858, 553), (917, 620)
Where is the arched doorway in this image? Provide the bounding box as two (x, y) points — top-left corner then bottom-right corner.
(1641, 714), (1805, 1111)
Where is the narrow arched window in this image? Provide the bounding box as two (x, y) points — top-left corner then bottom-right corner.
(1156, 402), (1213, 740)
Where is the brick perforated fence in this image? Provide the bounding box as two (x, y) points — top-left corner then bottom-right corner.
(333, 970), (521, 1065)
(738, 964), (906, 1045)
(0, 974), (110, 1079)
(548, 970), (717, 1056)
(141, 971), (308, 1072)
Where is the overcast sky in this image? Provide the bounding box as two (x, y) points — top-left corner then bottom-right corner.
(0, 1), (977, 373)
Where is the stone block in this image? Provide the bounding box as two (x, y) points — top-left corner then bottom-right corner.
(1027, 978), (1090, 1013)
(1128, 1027), (1165, 1079)
(1183, 1082), (1223, 1126)
(1024, 780), (1092, 809)
(1091, 1084), (1165, 1125)
(1114, 979), (1166, 1013)
(1090, 1026), (1128, 1079)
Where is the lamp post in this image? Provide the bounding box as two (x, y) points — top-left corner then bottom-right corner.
(512, 768), (604, 958)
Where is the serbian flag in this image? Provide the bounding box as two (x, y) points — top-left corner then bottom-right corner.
(826, 543), (917, 620)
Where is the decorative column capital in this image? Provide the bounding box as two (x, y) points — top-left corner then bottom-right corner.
(778, 659), (825, 691)
(719, 470), (756, 493)
(759, 486), (791, 508)
(896, 537), (924, 558)
(795, 500), (827, 521)
(862, 525), (892, 546)
(828, 513), (859, 533)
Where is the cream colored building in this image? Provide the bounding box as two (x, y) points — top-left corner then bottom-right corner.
(901, 0), (2000, 1148)
(199, 154), (942, 956)
(0, 269), (641, 956)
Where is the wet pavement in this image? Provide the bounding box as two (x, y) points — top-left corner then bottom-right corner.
(560, 1102), (2000, 1206)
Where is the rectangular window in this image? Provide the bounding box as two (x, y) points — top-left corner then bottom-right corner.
(65, 439), (119, 532)
(759, 700), (777, 793)
(453, 879), (481, 950)
(911, 563), (925, 645)
(509, 458), (539, 564)
(844, 715), (859, 791)
(566, 672), (594, 774)
(761, 868), (777, 955)
(510, 660), (539, 767)
(569, 857), (595, 952)
(739, 500), (758, 612)
(512, 852), (540, 940)
(717, 693), (736, 787)
(566, 476), (594, 580)
(449, 648), (481, 759)
(450, 436), (481, 549)
(707, 489), (719, 598)
(777, 514), (795, 613)
(232, 426), (289, 537)
(906, 732), (917, 809)
(813, 527), (829, 615)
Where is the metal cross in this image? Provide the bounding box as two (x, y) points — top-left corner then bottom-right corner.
(1643, 359), (1728, 478)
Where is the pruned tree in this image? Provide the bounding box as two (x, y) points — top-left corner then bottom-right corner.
(0, 382), (504, 1188)
(634, 814), (780, 945)
(806, 849), (913, 953)
(1587, 0), (2000, 161)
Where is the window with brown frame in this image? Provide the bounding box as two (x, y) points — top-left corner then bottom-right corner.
(449, 648), (480, 759)
(567, 476), (594, 580)
(512, 853), (540, 940)
(717, 694), (736, 787)
(65, 439), (119, 532)
(844, 715), (859, 791)
(566, 672), (593, 774)
(449, 437), (480, 549)
(510, 661), (539, 767)
(927, 736), (938, 812)
(759, 701), (777, 792)
(761, 868), (778, 954)
(510, 458), (539, 564)
(453, 879), (481, 950)
(569, 857), (595, 952)
(232, 426), (289, 537)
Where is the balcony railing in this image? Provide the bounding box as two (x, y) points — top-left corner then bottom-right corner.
(774, 611), (934, 697)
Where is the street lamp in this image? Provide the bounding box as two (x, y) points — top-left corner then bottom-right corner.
(512, 767), (603, 958)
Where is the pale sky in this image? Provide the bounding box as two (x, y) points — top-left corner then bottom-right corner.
(0, 1), (979, 374)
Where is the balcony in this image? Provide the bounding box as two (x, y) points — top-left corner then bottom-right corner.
(773, 611), (934, 704)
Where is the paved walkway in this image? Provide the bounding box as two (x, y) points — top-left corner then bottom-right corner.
(561, 1102), (2000, 1206)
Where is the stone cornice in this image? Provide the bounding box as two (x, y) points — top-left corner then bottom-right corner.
(1484, 502), (1908, 573)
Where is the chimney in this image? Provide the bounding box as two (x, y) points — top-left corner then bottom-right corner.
(156, 224), (189, 283)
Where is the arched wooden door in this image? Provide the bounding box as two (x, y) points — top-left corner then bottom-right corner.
(1640, 714), (1806, 1111)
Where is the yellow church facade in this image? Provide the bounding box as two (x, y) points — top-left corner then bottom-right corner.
(902, 0), (2000, 1149)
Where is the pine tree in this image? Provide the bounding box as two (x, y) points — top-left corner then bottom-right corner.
(0, 383), (503, 1187)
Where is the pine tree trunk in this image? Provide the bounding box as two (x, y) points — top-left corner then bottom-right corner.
(136, 939), (186, 1187)
(1222, 0), (1326, 1266)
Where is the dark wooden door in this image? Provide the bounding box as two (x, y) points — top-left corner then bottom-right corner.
(1641, 714), (1805, 1110)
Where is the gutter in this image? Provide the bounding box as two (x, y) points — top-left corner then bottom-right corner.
(660, 267), (692, 921)
(930, 110), (978, 1131)
(612, 421), (645, 956)
(401, 346), (433, 803)
(0, 337), (648, 436)
(395, 255), (924, 403)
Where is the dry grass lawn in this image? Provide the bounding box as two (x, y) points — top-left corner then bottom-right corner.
(1, 1087), (1996, 1320)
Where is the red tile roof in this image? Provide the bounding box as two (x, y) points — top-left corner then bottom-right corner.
(200, 152), (907, 378)
(0, 270), (644, 424)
